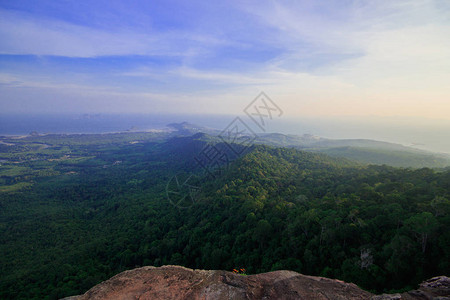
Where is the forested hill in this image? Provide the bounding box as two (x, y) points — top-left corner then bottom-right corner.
(162, 123), (450, 168)
(192, 146), (449, 290)
(0, 134), (449, 299)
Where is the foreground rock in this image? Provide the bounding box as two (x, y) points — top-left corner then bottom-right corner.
(62, 266), (449, 300)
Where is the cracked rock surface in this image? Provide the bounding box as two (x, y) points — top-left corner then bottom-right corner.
(61, 265), (449, 300)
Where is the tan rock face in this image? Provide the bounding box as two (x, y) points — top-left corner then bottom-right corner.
(61, 266), (449, 300)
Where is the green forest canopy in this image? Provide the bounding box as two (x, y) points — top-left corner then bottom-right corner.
(0, 134), (449, 299)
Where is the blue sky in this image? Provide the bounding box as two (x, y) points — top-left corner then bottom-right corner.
(1, 0), (450, 119)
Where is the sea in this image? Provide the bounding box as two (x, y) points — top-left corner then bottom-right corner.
(1, 113), (449, 154)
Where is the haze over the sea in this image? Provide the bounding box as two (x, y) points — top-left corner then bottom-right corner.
(1, 113), (449, 155)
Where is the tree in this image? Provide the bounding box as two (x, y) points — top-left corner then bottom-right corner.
(431, 196), (450, 217)
(406, 212), (438, 253)
(254, 219), (273, 249)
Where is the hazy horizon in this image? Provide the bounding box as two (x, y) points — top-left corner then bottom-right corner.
(1, 112), (449, 154)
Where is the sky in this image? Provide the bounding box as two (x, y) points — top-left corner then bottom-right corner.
(0, 0), (450, 121)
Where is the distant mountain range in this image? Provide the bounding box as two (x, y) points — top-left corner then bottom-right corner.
(1, 121), (448, 169)
(165, 122), (450, 168)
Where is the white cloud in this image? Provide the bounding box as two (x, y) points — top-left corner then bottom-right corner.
(228, 0), (450, 119)
(0, 9), (228, 58)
